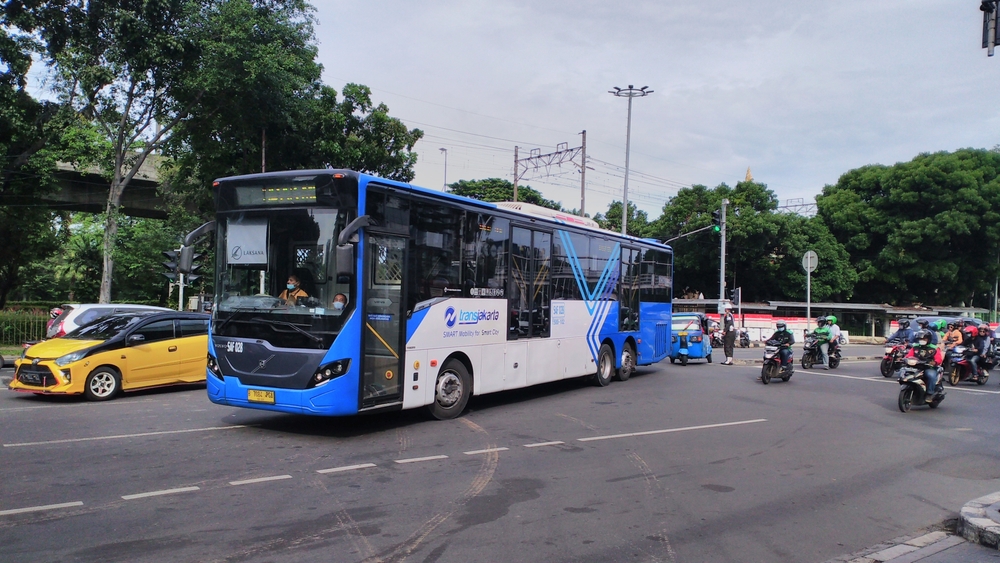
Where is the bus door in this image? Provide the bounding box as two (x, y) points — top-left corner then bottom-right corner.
(361, 234), (406, 407)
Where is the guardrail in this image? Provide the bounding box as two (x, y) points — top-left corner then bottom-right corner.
(0, 310), (47, 347)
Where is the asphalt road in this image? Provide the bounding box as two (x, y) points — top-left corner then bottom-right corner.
(2, 355), (1000, 563)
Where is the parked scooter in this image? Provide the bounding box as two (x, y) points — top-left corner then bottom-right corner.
(801, 334), (841, 369)
(880, 339), (908, 378)
(760, 344), (793, 384)
(897, 357), (945, 412)
(710, 329), (724, 349)
(739, 329), (750, 348)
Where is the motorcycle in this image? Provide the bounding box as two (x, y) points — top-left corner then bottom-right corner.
(760, 343), (793, 384)
(880, 339), (908, 378)
(739, 329), (750, 348)
(710, 329), (724, 349)
(897, 356), (945, 412)
(801, 335), (841, 369)
(946, 345), (988, 386)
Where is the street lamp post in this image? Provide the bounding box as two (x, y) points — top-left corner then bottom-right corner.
(439, 148), (448, 190)
(609, 85), (652, 235)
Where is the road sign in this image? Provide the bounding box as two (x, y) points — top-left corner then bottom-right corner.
(802, 250), (818, 273)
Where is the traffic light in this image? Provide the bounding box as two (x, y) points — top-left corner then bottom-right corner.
(186, 256), (203, 284)
(711, 210), (721, 232)
(162, 250), (179, 281)
(729, 287), (741, 306)
(984, 0), (1000, 56)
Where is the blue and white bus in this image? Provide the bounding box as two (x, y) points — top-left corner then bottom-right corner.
(180, 169), (673, 419)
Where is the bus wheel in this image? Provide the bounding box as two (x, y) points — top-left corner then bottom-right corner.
(616, 344), (635, 382)
(595, 344), (614, 387)
(428, 360), (471, 420)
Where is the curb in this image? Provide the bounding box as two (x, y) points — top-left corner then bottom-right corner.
(958, 491), (1000, 549)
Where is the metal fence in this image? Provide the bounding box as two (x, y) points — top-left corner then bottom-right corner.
(0, 310), (47, 347)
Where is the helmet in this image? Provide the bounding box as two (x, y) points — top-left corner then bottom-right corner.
(946, 321), (957, 331)
(915, 319), (930, 329)
(898, 319), (910, 329)
(933, 319), (946, 332)
(826, 315), (837, 324)
(776, 321), (786, 330)
(816, 317), (827, 326)
(979, 325), (989, 335)
(914, 329), (932, 346)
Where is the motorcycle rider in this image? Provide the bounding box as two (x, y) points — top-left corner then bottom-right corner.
(813, 316), (832, 370)
(766, 321), (795, 373)
(886, 319), (914, 344)
(911, 319), (938, 345)
(942, 321), (964, 370)
(969, 325), (992, 380)
(826, 315), (842, 356)
(905, 329), (944, 399)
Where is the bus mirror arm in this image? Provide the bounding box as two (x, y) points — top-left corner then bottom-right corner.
(337, 215), (375, 246)
(336, 215), (375, 280)
(178, 221), (217, 273)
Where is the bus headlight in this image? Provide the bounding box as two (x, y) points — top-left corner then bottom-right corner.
(309, 359), (351, 388)
(207, 355), (224, 380)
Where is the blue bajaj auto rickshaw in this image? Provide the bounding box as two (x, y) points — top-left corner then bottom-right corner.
(670, 313), (712, 366)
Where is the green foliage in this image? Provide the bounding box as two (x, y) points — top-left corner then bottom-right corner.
(818, 148), (1000, 306)
(593, 201), (648, 236)
(448, 178), (563, 210)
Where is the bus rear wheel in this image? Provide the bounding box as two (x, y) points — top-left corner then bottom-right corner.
(616, 343), (635, 382)
(428, 360), (471, 420)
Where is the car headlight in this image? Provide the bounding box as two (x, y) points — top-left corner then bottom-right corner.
(54, 350), (89, 367)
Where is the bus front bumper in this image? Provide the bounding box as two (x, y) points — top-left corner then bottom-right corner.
(206, 371), (359, 416)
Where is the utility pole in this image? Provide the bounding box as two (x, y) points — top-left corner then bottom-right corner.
(513, 145), (519, 202)
(984, 1), (999, 56)
(261, 129), (266, 173)
(580, 130), (587, 216)
(718, 199), (729, 314)
(439, 147), (448, 190)
(609, 85), (653, 235)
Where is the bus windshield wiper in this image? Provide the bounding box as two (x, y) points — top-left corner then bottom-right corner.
(215, 306), (275, 334)
(250, 317), (324, 345)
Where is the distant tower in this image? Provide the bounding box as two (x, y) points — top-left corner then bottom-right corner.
(745, 167), (753, 182)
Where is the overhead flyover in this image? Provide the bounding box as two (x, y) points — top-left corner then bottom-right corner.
(43, 155), (168, 219)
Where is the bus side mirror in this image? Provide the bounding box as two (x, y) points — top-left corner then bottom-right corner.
(336, 244), (354, 280)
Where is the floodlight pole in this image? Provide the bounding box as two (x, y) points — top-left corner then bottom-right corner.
(439, 148), (448, 190)
(609, 85), (652, 235)
(718, 199), (729, 314)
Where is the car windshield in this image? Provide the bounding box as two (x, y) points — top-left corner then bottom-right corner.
(65, 315), (145, 340)
(672, 317), (701, 331)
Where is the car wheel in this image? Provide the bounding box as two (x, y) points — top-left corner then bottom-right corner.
(595, 344), (614, 387)
(616, 343), (635, 382)
(84, 367), (121, 401)
(428, 360), (471, 420)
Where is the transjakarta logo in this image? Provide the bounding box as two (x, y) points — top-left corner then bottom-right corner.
(444, 306), (499, 327)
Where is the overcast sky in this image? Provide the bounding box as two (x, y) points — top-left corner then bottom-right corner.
(312, 1), (1000, 217)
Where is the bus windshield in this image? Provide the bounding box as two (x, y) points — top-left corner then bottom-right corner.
(213, 207), (353, 349)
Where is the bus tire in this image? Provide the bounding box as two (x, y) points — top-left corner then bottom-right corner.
(595, 344), (614, 387)
(616, 343), (635, 382)
(428, 360), (471, 420)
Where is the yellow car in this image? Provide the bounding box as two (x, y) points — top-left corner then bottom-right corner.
(10, 311), (210, 401)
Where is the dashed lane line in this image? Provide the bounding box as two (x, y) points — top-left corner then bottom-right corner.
(3, 425), (251, 447)
(394, 455), (449, 464)
(316, 463), (377, 474)
(1, 418), (767, 517)
(523, 441), (564, 448)
(463, 447), (509, 455)
(0, 501), (83, 516)
(577, 418), (768, 442)
(229, 475), (292, 486)
(121, 486), (200, 500)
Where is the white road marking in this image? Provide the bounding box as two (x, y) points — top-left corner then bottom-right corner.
(316, 463), (377, 474)
(463, 447), (509, 455)
(0, 501), (84, 516)
(801, 370), (1000, 394)
(0, 398), (160, 414)
(393, 455), (449, 464)
(122, 486), (200, 500)
(229, 475), (292, 486)
(577, 419), (767, 442)
(3, 425), (250, 447)
(523, 441), (565, 448)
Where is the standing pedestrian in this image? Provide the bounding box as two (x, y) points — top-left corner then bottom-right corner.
(721, 304), (737, 365)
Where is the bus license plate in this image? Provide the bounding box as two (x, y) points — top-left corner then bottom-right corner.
(247, 389), (275, 404)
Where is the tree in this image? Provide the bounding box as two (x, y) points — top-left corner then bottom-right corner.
(593, 200), (648, 237)
(817, 149), (1000, 306)
(447, 178), (562, 209)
